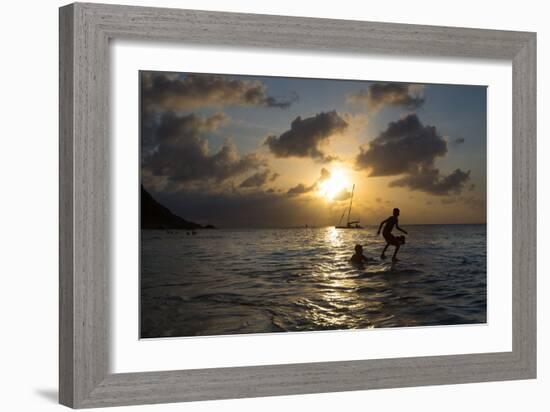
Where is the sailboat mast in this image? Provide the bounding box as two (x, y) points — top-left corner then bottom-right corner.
(347, 184), (355, 224)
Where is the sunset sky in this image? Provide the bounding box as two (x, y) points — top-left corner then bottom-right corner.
(141, 71), (486, 228)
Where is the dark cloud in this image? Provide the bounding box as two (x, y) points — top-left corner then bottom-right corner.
(319, 167), (331, 181)
(287, 183), (315, 196)
(286, 168), (332, 196)
(356, 114), (472, 196)
(389, 167), (471, 196)
(239, 170), (279, 188)
(355, 114), (447, 176)
(144, 111), (265, 185)
(347, 83), (425, 110)
(265, 111), (348, 162)
(154, 111), (228, 145)
(151, 188), (329, 228)
(142, 72), (297, 111)
(454, 137), (466, 145)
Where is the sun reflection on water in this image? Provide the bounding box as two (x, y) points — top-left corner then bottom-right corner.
(141, 225), (488, 337)
(325, 226), (344, 249)
(289, 226), (394, 329)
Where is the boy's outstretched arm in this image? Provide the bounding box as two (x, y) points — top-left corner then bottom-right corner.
(396, 223), (408, 234)
(377, 218), (388, 235)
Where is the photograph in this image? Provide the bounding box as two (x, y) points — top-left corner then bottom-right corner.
(139, 70), (487, 339)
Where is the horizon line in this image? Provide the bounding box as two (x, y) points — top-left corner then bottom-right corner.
(144, 222), (487, 230)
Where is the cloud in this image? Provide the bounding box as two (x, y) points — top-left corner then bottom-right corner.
(332, 188), (352, 201)
(151, 187), (329, 228)
(287, 183), (315, 196)
(265, 111), (348, 162)
(355, 114), (447, 176)
(319, 167), (331, 182)
(142, 72), (298, 111)
(239, 170), (279, 188)
(389, 167), (471, 196)
(347, 83), (425, 111)
(155, 111), (228, 145)
(286, 168), (335, 197)
(144, 111), (265, 185)
(355, 114), (472, 196)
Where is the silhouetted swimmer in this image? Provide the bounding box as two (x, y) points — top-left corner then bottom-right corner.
(377, 208), (408, 262)
(350, 244), (374, 264)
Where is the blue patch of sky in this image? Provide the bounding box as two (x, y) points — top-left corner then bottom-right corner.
(184, 74), (486, 180)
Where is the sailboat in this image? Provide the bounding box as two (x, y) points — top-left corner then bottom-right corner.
(335, 184), (363, 229)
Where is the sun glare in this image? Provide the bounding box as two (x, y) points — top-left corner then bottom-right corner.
(319, 169), (350, 201)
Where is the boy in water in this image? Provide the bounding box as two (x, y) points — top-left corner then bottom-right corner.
(377, 208), (408, 261)
(350, 244), (373, 264)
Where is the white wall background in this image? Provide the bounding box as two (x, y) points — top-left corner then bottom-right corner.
(0, 0), (546, 411)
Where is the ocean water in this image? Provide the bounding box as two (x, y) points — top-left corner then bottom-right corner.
(140, 225), (486, 338)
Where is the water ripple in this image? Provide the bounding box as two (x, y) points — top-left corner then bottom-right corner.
(141, 225), (487, 338)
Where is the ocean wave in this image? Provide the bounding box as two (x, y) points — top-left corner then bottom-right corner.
(141, 225), (487, 337)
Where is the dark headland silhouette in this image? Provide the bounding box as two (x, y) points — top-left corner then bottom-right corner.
(141, 185), (215, 230)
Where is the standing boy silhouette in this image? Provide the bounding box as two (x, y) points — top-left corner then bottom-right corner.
(377, 208), (408, 261)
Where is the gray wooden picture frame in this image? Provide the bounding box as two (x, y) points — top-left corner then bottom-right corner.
(59, 2), (536, 408)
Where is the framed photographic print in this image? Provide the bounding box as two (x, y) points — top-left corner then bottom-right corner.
(139, 71), (488, 339)
(59, 2), (536, 408)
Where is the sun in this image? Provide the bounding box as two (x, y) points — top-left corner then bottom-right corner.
(318, 169), (350, 201)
